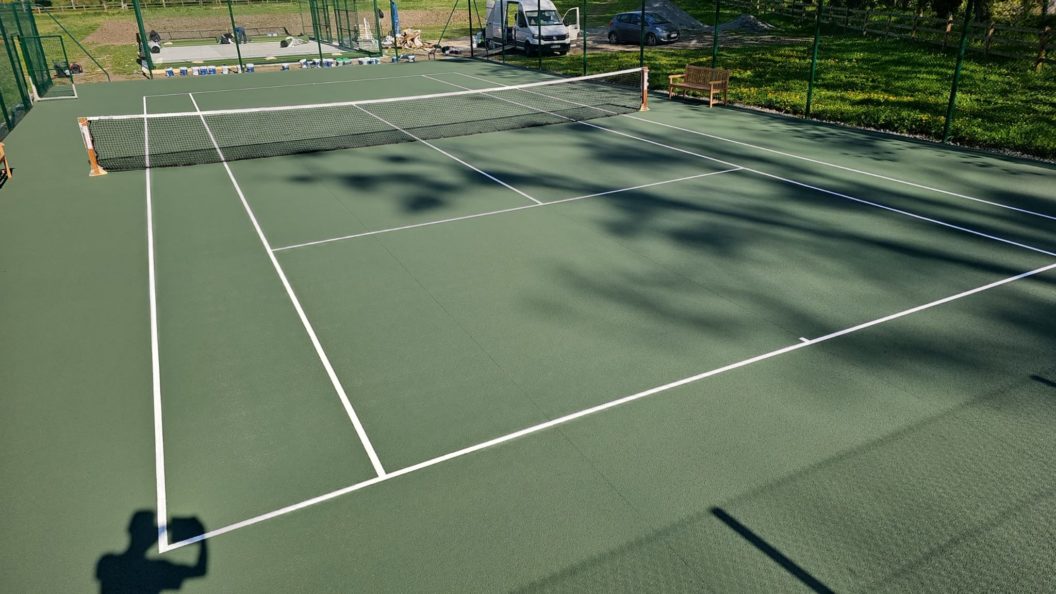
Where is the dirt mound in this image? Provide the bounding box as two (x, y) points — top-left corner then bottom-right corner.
(85, 14), (306, 46)
(84, 10), (451, 46)
(644, 0), (705, 30)
(716, 14), (775, 33)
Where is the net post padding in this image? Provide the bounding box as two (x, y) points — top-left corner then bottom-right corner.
(640, 66), (649, 111)
(78, 117), (107, 176)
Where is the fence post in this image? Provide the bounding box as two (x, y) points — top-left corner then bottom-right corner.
(0, 91), (11, 132)
(942, 1), (973, 143)
(0, 13), (31, 111)
(538, 0), (543, 70)
(1036, 25), (1050, 71)
(983, 20), (994, 55)
(581, 0), (587, 75)
(711, 0), (721, 68)
(225, 0), (244, 72)
(805, 0), (823, 116)
(639, 0), (645, 69)
(468, 0), (474, 59)
(911, 9), (920, 38)
(372, 0), (381, 56)
(130, 0), (153, 75)
(861, 8), (870, 35)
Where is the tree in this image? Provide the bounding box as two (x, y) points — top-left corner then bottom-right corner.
(932, 0), (962, 15)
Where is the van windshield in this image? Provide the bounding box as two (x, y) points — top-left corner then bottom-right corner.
(525, 10), (561, 26)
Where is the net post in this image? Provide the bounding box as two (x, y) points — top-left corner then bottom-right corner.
(640, 66), (649, 111)
(78, 117), (107, 177)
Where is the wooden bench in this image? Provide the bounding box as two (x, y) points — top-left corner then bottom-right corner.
(0, 143), (10, 183)
(668, 65), (730, 107)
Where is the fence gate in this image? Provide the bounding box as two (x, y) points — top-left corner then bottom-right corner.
(20, 35), (76, 100)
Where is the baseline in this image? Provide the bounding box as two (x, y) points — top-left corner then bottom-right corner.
(163, 259), (1056, 552)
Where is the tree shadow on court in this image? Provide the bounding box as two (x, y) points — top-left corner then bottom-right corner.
(514, 373), (1056, 592)
(1032, 375), (1056, 390)
(273, 104), (1056, 408)
(95, 511), (208, 594)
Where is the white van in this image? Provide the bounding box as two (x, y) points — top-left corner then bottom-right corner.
(485, 0), (580, 56)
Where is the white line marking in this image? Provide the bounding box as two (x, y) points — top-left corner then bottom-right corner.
(620, 114), (1056, 223)
(273, 169), (741, 252)
(163, 260), (1056, 551)
(748, 170), (1056, 258)
(798, 337), (809, 343)
(187, 92), (387, 478)
(145, 71), (462, 98)
(351, 103), (541, 204)
(144, 96), (171, 553)
(455, 70), (1056, 222)
(455, 72), (1056, 259)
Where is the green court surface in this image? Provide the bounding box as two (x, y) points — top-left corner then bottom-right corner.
(1, 59), (1055, 592)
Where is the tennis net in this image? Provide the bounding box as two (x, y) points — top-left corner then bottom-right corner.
(78, 67), (648, 176)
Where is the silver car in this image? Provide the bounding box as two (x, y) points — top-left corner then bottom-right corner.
(607, 12), (680, 45)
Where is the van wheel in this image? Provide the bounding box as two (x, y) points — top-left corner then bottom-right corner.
(645, 33), (658, 46)
(524, 44), (534, 56)
(607, 32), (617, 44)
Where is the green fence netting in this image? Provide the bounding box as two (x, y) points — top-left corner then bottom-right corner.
(0, 1), (37, 138)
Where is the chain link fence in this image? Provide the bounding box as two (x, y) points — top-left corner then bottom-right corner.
(449, 0), (1055, 159)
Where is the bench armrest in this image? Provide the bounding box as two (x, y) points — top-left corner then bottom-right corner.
(668, 73), (685, 83)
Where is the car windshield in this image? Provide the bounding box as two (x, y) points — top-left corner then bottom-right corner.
(646, 14), (672, 24)
(525, 10), (561, 26)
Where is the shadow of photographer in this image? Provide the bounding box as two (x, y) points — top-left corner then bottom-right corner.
(96, 510), (207, 593)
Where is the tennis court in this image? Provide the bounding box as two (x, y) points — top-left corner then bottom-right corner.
(2, 58), (1055, 591)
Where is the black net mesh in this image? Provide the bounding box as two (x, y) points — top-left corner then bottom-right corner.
(85, 67), (643, 171)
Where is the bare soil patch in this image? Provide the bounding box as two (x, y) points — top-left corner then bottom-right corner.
(85, 9), (455, 46)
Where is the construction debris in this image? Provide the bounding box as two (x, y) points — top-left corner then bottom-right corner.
(394, 28), (430, 49)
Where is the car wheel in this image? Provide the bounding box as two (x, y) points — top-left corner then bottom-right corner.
(608, 32), (617, 44)
(645, 33), (658, 46)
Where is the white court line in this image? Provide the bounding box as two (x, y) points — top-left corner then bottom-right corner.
(273, 169), (741, 252)
(453, 70), (1056, 223)
(164, 259), (1056, 551)
(351, 103), (541, 204)
(454, 72), (1056, 259)
(144, 71), (460, 98)
(619, 114), (1056, 223)
(184, 92), (387, 485)
(144, 96), (170, 552)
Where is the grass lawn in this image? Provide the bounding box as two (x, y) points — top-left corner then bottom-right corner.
(512, 26), (1056, 159)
